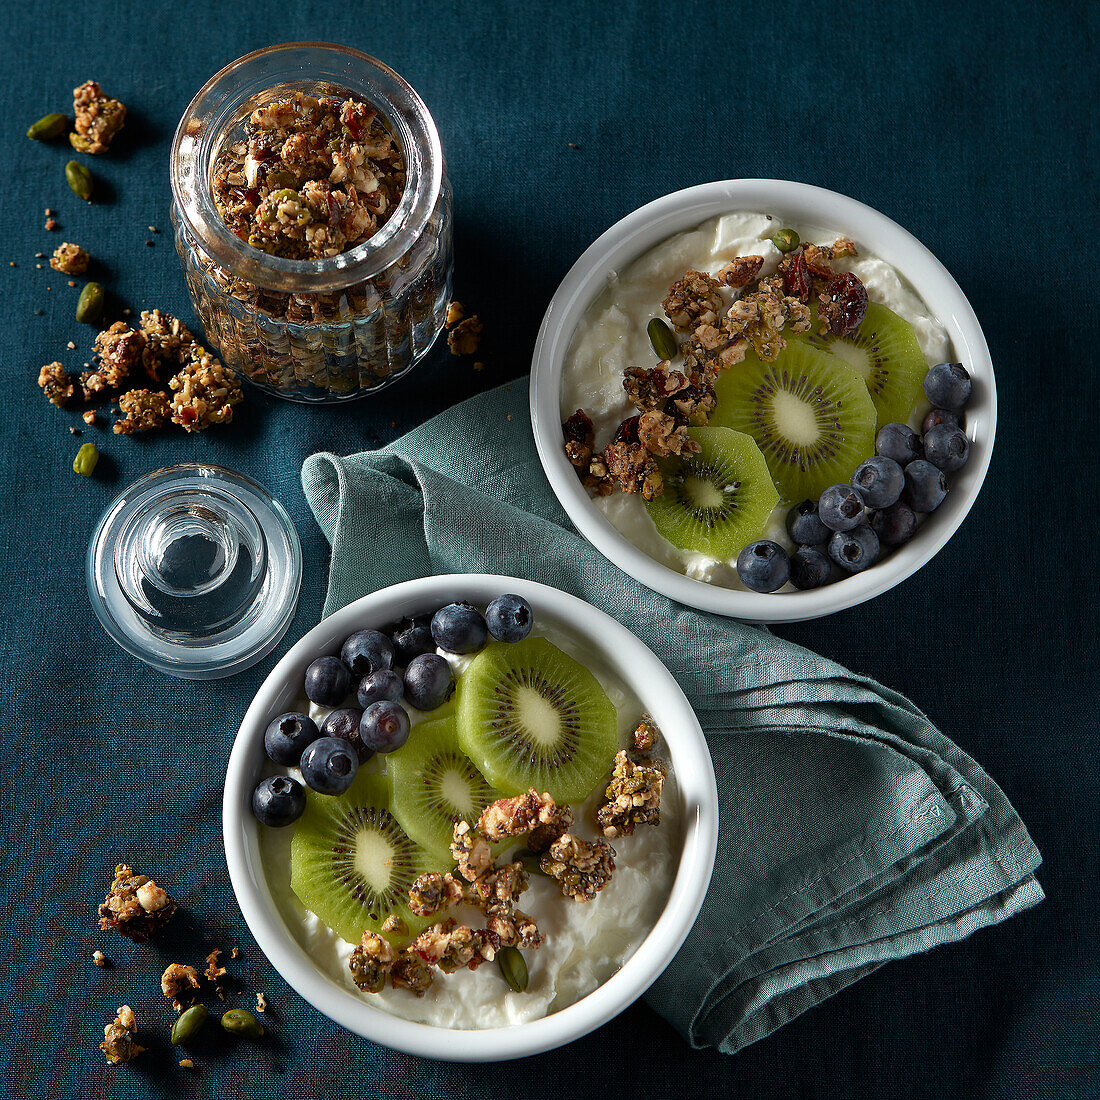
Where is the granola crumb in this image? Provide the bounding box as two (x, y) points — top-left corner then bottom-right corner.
(100, 1005), (143, 1065)
(45, 218), (57, 231)
(473, 361), (484, 371)
(67, 341), (76, 350)
(50, 242), (90, 275)
(161, 962), (202, 1010)
(83, 410), (97, 426)
(178, 1058), (194, 1069)
(230, 947), (240, 959)
(447, 316), (482, 356)
(92, 949), (107, 966)
(444, 300), (465, 327)
(254, 992), (267, 1013)
(71, 80), (126, 154)
(69, 427), (81, 435)
(38, 361), (75, 407)
(205, 947), (227, 994)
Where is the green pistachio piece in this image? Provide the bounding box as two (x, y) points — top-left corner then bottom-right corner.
(496, 946), (529, 993)
(770, 228), (800, 253)
(65, 159), (94, 201)
(171, 1004), (208, 1046)
(72, 443), (99, 477)
(220, 1008), (264, 1039)
(75, 282), (105, 325)
(647, 317), (678, 361)
(27, 113), (67, 141)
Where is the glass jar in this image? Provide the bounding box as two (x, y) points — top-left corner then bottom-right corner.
(170, 43), (452, 403)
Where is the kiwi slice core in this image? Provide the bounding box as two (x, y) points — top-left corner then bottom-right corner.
(711, 341), (877, 503)
(645, 425), (778, 560)
(290, 771), (437, 943)
(456, 637), (617, 803)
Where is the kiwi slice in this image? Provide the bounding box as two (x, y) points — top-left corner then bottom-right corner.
(456, 637), (617, 804)
(798, 301), (927, 429)
(290, 771), (438, 943)
(644, 426), (778, 559)
(388, 712), (499, 861)
(711, 341), (876, 503)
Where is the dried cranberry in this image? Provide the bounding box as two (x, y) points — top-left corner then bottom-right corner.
(819, 273), (868, 337)
(781, 249), (812, 301)
(612, 416), (640, 445)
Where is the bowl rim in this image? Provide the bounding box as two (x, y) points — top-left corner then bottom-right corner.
(223, 573), (718, 1061)
(529, 179), (997, 622)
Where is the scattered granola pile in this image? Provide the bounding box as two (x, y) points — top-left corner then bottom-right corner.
(212, 91), (405, 259)
(563, 239), (866, 500)
(350, 716), (667, 1000)
(71, 81), (126, 154)
(36, 309), (243, 434)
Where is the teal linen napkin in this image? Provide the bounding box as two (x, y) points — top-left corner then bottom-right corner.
(300, 380), (1042, 1055)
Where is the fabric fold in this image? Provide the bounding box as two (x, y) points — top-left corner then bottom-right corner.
(300, 380), (1042, 1055)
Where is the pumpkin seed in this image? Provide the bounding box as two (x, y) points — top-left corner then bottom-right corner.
(220, 1008), (265, 1039)
(171, 1004), (208, 1046)
(65, 160), (93, 201)
(27, 113), (67, 141)
(496, 946), (529, 993)
(647, 317), (678, 361)
(72, 443), (99, 477)
(75, 282), (104, 324)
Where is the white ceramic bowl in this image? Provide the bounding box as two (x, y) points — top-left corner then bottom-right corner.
(223, 574), (717, 1061)
(530, 180), (996, 621)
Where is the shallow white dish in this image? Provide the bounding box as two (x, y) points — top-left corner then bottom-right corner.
(223, 574), (717, 1061)
(529, 180), (997, 621)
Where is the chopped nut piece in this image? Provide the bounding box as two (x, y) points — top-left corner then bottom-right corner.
(98, 864), (177, 942)
(92, 949), (107, 966)
(596, 749), (666, 838)
(161, 963), (201, 1010)
(50, 241), (90, 274)
(114, 389), (171, 434)
(179, 1058), (194, 1069)
(100, 1005), (143, 1065)
(168, 346), (243, 431)
(380, 914), (408, 937)
(444, 300), (465, 327)
(631, 714), (661, 755)
(540, 834), (615, 901)
(71, 81), (126, 154)
(38, 361), (74, 407)
(447, 315), (482, 356)
(230, 947), (240, 959)
(205, 947), (227, 994)
(451, 820), (493, 882)
(715, 254), (764, 288)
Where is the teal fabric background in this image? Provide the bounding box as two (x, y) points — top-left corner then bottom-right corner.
(299, 381), (1042, 1053)
(0, 1), (1095, 1097)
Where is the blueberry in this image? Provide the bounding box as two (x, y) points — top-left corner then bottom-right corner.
(851, 455), (904, 509)
(786, 500), (830, 546)
(789, 546), (832, 590)
(304, 656), (351, 707)
(340, 630), (394, 678)
(403, 653), (455, 711)
(320, 707), (373, 764)
(251, 775), (306, 826)
(818, 484), (867, 532)
(875, 422), (923, 466)
(300, 736), (359, 795)
(871, 501), (919, 545)
(924, 362), (972, 410)
(904, 460), (948, 512)
(390, 615), (435, 665)
(431, 602), (488, 654)
(736, 540), (790, 593)
(923, 424), (970, 472)
(357, 668), (404, 709)
(264, 712), (320, 765)
(922, 408), (959, 436)
(828, 525), (880, 573)
(485, 594), (533, 643)
(359, 701), (411, 753)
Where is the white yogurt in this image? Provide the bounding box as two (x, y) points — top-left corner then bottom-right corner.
(258, 624), (680, 1029)
(560, 212), (951, 588)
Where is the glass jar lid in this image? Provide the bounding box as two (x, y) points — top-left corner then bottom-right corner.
(87, 465), (302, 679)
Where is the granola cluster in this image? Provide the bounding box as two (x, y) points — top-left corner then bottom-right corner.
(97, 864), (177, 943)
(564, 237), (866, 499)
(539, 834), (616, 902)
(37, 309), (243, 434)
(160, 963), (201, 1012)
(100, 1005), (143, 1065)
(596, 749), (667, 839)
(49, 241), (90, 275)
(72, 80), (126, 154)
(212, 91), (405, 259)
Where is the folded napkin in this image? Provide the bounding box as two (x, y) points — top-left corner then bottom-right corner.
(300, 380), (1042, 1055)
